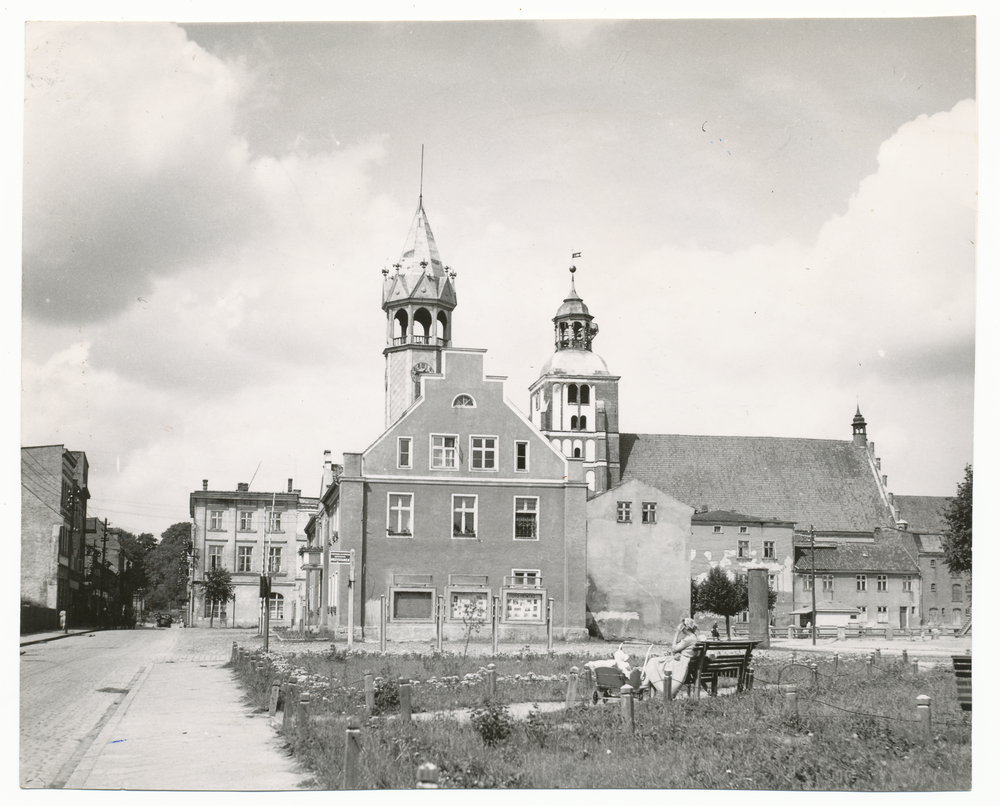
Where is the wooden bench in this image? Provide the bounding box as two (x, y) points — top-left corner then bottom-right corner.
(951, 655), (972, 712)
(684, 640), (758, 698)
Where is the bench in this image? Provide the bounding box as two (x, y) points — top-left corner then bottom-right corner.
(951, 655), (972, 712)
(684, 640), (758, 698)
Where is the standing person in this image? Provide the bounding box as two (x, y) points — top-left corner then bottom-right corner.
(711, 622), (720, 640)
(641, 618), (701, 698)
(59, 609), (67, 633)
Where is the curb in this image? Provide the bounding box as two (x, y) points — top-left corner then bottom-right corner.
(20, 630), (101, 647)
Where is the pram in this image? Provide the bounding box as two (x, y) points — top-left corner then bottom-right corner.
(585, 642), (660, 704)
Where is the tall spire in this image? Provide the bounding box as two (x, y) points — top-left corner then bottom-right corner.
(396, 199), (445, 277)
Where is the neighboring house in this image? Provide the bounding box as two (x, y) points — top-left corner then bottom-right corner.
(793, 529), (921, 629)
(894, 495), (971, 627)
(586, 479), (692, 639)
(690, 510), (796, 627)
(83, 517), (125, 625)
(189, 479), (318, 628)
(21, 445), (90, 631)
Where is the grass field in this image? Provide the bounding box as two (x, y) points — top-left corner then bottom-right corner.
(231, 646), (971, 790)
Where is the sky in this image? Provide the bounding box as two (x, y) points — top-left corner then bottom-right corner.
(16, 9), (982, 538)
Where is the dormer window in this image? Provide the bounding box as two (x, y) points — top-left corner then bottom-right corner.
(452, 394), (475, 407)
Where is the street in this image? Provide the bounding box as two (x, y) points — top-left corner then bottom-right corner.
(19, 627), (247, 789)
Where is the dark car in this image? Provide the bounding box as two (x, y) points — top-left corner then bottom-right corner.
(156, 613), (173, 628)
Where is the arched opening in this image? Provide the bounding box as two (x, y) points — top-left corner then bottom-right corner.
(452, 394), (475, 407)
(586, 470), (595, 491)
(558, 322), (569, 347)
(585, 440), (596, 461)
(580, 385), (590, 405)
(562, 439), (572, 456)
(436, 311), (449, 343)
(567, 384), (578, 405)
(570, 415), (579, 430)
(573, 439), (583, 458)
(579, 415), (587, 430)
(572, 321), (583, 344)
(413, 308), (433, 343)
(393, 310), (409, 344)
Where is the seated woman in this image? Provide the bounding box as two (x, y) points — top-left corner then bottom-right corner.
(641, 618), (701, 697)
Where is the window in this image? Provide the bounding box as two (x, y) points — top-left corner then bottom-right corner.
(387, 493), (413, 536)
(512, 569), (540, 586)
(822, 575), (834, 592)
(570, 415), (579, 430)
(763, 541), (775, 559)
(929, 607), (938, 620)
(268, 593), (284, 620)
(470, 436), (496, 470)
(876, 606), (888, 624)
(952, 584), (962, 602)
(515, 441), (529, 472)
(452, 394), (475, 407)
(267, 546), (282, 574)
(902, 575), (912, 592)
(239, 511), (253, 531)
(858, 605), (867, 621)
(453, 495), (477, 538)
(617, 501), (632, 523)
(802, 574), (813, 591)
(208, 545), (223, 570)
(877, 575), (887, 592)
(579, 415), (587, 430)
(204, 599), (227, 619)
(930, 583), (937, 593)
(514, 497), (539, 540)
(238, 545), (253, 573)
(392, 589), (435, 621)
(567, 384), (578, 404)
(738, 540), (750, 558)
(580, 385), (590, 405)
(398, 437), (412, 469)
(739, 526), (749, 534)
(268, 511), (282, 532)
(930, 559), (936, 568)
(768, 573), (777, 589)
(431, 435), (458, 469)
(713, 525), (723, 534)
(856, 574), (867, 592)
(210, 510), (223, 530)
(642, 503), (657, 524)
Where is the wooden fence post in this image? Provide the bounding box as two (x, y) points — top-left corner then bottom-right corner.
(231, 642), (238, 663)
(416, 762), (439, 789)
(364, 673), (375, 711)
(268, 682), (281, 717)
(620, 684), (635, 732)
(566, 666), (579, 705)
(297, 690), (311, 742)
(281, 682), (293, 733)
(664, 670), (673, 701)
(400, 676), (411, 721)
(486, 663), (497, 699)
(344, 716), (362, 789)
(436, 596), (444, 652)
(784, 685), (798, 718)
(916, 694), (932, 741)
(912, 659), (919, 676)
(902, 649), (908, 666)
(810, 662), (818, 688)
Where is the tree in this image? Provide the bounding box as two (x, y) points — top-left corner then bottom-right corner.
(146, 522), (193, 612)
(696, 566), (745, 639)
(690, 577), (700, 618)
(942, 464), (972, 575)
(202, 567), (234, 628)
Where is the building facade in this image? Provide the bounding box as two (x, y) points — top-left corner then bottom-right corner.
(21, 445), (90, 631)
(189, 479), (318, 628)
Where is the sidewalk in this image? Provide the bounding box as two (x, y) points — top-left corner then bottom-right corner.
(63, 659), (314, 790)
(20, 628), (100, 647)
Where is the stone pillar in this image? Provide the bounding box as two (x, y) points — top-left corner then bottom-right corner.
(747, 566), (770, 648)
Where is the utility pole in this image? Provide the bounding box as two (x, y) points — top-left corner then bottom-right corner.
(810, 525), (817, 646)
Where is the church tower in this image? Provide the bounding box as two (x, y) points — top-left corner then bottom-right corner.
(382, 196), (457, 426)
(529, 266), (621, 495)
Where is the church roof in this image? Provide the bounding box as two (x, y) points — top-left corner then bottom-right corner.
(397, 198), (445, 277)
(555, 274), (591, 318)
(893, 495), (949, 535)
(539, 347), (611, 376)
(620, 433), (894, 534)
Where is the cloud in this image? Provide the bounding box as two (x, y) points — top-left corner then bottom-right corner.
(23, 22), (269, 323)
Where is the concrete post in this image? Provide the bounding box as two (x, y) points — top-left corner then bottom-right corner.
(885, 627), (892, 641)
(664, 670), (673, 701)
(231, 642), (238, 663)
(787, 625), (794, 640)
(364, 673), (375, 711)
(416, 762), (439, 789)
(486, 663), (497, 699)
(379, 595), (387, 652)
(620, 684), (635, 732)
(297, 690), (311, 742)
(546, 598), (554, 651)
(491, 595), (499, 655)
(746, 566), (770, 648)
(902, 649), (908, 666)
(916, 694), (932, 741)
(785, 685), (798, 718)
(436, 596), (444, 652)
(399, 676), (411, 721)
(566, 666), (579, 706)
(344, 716), (361, 789)
(810, 662), (819, 688)
(268, 682), (281, 717)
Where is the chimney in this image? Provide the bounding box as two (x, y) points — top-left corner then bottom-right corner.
(882, 475), (887, 487)
(288, 478), (293, 493)
(869, 441), (875, 456)
(202, 479), (208, 491)
(875, 457), (881, 470)
(888, 492), (894, 506)
(237, 482), (249, 492)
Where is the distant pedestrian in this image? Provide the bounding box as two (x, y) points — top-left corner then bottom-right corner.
(59, 610), (67, 633)
(711, 622), (720, 640)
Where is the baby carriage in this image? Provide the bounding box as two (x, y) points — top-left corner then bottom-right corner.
(585, 642), (659, 704)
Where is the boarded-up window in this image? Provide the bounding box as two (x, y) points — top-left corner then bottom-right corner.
(393, 590), (434, 620)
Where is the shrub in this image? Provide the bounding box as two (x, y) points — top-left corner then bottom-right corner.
(372, 677), (400, 715)
(469, 699), (514, 746)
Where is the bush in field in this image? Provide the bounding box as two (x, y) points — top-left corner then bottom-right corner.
(469, 699), (514, 746)
(372, 677), (400, 715)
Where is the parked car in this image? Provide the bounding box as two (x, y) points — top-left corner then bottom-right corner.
(155, 613), (173, 628)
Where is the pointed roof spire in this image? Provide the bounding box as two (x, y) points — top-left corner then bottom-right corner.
(397, 197), (444, 277)
(556, 265), (590, 317)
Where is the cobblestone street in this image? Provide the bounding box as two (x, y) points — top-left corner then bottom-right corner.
(19, 627), (269, 789)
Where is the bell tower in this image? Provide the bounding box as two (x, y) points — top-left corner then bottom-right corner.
(382, 194), (457, 426)
(529, 265), (621, 495)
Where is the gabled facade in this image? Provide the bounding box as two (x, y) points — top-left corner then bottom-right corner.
(586, 479), (692, 638)
(189, 479), (318, 628)
(21, 445), (90, 630)
(690, 509), (796, 626)
(331, 347), (589, 640)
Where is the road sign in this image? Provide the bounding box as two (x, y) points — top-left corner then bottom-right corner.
(330, 551), (352, 564)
